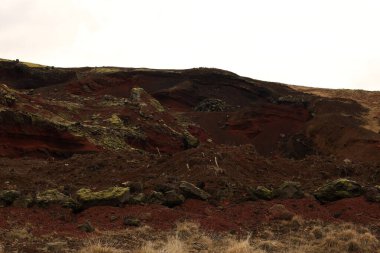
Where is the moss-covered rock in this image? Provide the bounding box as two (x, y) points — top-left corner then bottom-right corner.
(250, 186), (274, 200)
(36, 189), (76, 207)
(274, 181), (304, 199)
(314, 179), (363, 202)
(76, 187), (130, 209)
(0, 190), (21, 206)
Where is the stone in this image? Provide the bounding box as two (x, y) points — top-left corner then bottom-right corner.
(0, 85), (17, 106)
(46, 241), (68, 252)
(154, 183), (176, 193)
(12, 194), (34, 208)
(274, 181), (304, 199)
(123, 216), (141, 226)
(76, 187), (130, 209)
(250, 186), (274, 200)
(179, 181), (210, 200)
(183, 131), (199, 149)
(36, 189), (75, 207)
(0, 190), (21, 206)
(364, 186), (380, 203)
(268, 204), (295, 221)
(148, 191), (165, 204)
(314, 178), (363, 203)
(110, 215), (119, 222)
(194, 98), (227, 112)
(163, 190), (185, 207)
(130, 87), (165, 113)
(128, 193), (146, 204)
(78, 221), (95, 233)
(121, 181), (143, 193)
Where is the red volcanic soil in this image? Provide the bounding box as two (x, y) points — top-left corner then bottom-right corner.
(1, 197), (379, 237)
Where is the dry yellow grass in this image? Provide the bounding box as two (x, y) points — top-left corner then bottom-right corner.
(225, 237), (264, 253)
(79, 242), (122, 253)
(78, 220), (380, 253)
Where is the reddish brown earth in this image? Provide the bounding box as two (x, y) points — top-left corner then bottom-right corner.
(1, 197), (380, 237)
(0, 59), (379, 243)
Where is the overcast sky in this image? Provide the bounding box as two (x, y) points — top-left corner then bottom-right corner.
(1, 0), (379, 91)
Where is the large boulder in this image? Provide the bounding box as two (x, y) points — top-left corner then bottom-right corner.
(314, 179), (363, 202)
(179, 181), (210, 200)
(76, 187), (130, 209)
(35, 189), (76, 207)
(274, 181), (304, 199)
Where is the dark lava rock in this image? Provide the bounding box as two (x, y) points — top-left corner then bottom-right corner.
(274, 181), (304, 199)
(364, 186), (380, 203)
(0, 190), (21, 206)
(179, 181), (211, 200)
(194, 98), (227, 112)
(78, 221), (95, 233)
(124, 216), (141, 227)
(250, 186), (274, 200)
(163, 190), (185, 207)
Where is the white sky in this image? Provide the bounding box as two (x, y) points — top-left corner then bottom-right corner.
(1, 0), (379, 91)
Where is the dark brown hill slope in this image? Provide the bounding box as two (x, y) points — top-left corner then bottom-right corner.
(0, 59), (379, 161)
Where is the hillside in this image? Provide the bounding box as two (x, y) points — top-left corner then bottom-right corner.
(0, 59), (379, 252)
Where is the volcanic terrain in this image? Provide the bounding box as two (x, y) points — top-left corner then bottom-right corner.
(0, 58), (379, 252)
